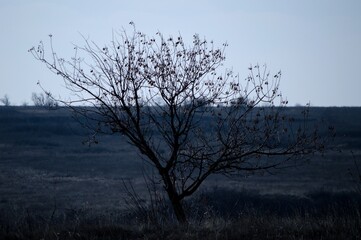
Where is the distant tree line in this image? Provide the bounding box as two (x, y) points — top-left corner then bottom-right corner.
(0, 92), (59, 108)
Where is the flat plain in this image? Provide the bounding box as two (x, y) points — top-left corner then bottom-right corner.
(0, 106), (360, 239)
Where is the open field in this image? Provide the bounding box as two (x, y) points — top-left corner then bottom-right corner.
(0, 106), (361, 239)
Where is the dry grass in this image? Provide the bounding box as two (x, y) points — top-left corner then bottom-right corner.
(1, 190), (360, 240)
(0, 209), (359, 240)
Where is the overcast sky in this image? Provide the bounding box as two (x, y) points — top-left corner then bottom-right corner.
(1, 0), (360, 106)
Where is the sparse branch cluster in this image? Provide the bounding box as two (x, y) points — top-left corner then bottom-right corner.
(29, 23), (328, 224)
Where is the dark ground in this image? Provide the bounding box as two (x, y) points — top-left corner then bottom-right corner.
(0, 106), (360, 239)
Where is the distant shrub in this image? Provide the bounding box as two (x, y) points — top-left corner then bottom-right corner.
(0, 94), (10, 106)
(31, 92), (58, 108)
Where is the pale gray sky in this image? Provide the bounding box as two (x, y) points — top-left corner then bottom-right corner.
(1, 0), (360, 106)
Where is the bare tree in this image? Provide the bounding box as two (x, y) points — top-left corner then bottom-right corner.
(29, 24), (328, 224)
(0, 94), (10, 106)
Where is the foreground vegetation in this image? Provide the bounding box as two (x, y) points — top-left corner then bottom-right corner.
(1, 190), (360, 240)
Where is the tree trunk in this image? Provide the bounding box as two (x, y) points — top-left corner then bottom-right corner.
(163, 177), (188, 224)
(167, 190), (188, 224)
(161, 170), (188, 224)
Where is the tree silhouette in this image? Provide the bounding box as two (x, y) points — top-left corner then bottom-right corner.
(0, 94), (10, 106)
(29, 24), (327, 224)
